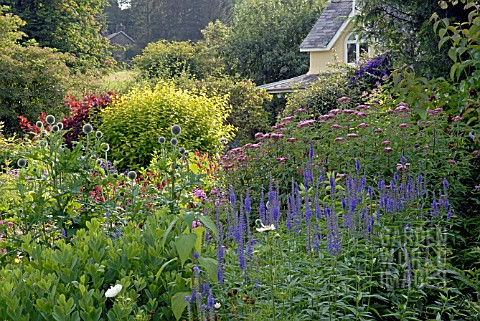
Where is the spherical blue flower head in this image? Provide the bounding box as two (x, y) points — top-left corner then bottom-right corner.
(52, 125), (59, 132)
(171, 124), (182, 136)
(158, 136), (166, 144)
(127, 170), (137, 181)
(17, 158), (27, 168)
(96, 131), (103, 139)
(36, 121), (43, 128)
(83, 123), (93, 134)
(170, 137), (178, 146)
(45, 115), (55, 125)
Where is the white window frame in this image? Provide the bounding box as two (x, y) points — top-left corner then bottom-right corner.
(345, 33), (369, 64)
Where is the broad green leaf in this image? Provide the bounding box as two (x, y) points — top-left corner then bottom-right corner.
(175, 234), (197, 266)
(171, 291), (190, 320)
(198, 256), (218, 283)
(193, 226), (206, 254)
(448, 47), (457, 62)
(155, 258), (178, 282)
(160, 216), (178, 248)
(182, 212), (196, 228)
(450, 62), (460, 80)
(197, 215), (219, 238)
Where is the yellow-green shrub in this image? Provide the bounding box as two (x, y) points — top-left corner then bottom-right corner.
(98, 82), (235, 169)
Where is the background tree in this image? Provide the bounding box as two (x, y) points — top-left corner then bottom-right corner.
(225, 0), (326, 85)
(127, 0), (233, 48)
(355, 0), (470, 79)
(0, 7), (72, 134)
(0, 0), (114, 71)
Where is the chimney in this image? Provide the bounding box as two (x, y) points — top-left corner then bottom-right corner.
(116, 23), (125, 33)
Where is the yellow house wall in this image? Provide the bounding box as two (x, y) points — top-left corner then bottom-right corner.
(306, 23), (359, 74)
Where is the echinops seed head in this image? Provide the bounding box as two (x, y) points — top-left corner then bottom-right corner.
(171, 125), (181, 136)
(45, 115), (55, 125)
(127, 171), (137, 180)
(83, 124), (93, 134)
(17, 158), (27, 168)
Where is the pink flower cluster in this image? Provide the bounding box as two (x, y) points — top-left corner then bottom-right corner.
(337, 97), (351, 104)
(192, 188), (207, 201)
(428, 108), (444, 117)
(0, 221), (13, 228)
(297, 119), (316, 128)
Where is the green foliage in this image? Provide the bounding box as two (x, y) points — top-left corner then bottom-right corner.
(432, 0), (480, 126)
(98, 82), (235, 169)
(178, 75), (272, 144)
(0, 8), (73, 135)
(197, 20), (232, 77)
(226, 0), (326, 84)
(0, 122), (22, 169)
(132, 40), (202, 80)
(215, 162), (478, 320)
(127, 0), (232, 47)
(2, 0), (114, 71)
(0, 211), (218, 320)
(355, 0), (471, 79)
(283, 70), (365, 118)
(222, 100), (475, 211)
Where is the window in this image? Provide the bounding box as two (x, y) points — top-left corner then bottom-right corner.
(345, 33), (369, 64)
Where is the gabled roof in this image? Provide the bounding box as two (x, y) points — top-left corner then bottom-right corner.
(107, 31), (135, 43)
(300, 0), (354, 52)
(257, 74), (320, 94)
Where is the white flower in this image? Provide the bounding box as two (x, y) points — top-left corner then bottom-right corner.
(214, 302), (221, 309)
(105, 284), (122, 298)
(256, 223), (276, 232)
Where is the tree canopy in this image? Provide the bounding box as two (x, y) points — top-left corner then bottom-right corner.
(225, 0), (326, 85)
(0, 7), (73, 134)
(124, 0), (233, 48)
(355, 0), (471, 78)
(0, 0), (114, 70)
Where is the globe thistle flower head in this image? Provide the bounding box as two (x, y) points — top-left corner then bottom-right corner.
(102, 143), (110, 152)
(45, 115), (55, 125)
(57, 122), (63, 130)
(158, 136), (166, 144)
(17, 158), (27, 168)
(52, 125), (59, 132)
(36, 121), (43, 128)
(127, 170), (137, 181)
(171, 124), (182, 136)
(96, 131), (103, 139)
(83, 124), (93, 134)
(170, 137), (178, 146)
(179, 147), (186, 155)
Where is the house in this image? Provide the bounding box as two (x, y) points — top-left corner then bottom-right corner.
(107, 24), (136, 61)
(259, 0), (369, 94)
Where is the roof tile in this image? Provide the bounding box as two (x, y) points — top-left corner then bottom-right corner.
(300, 0), (353, 49)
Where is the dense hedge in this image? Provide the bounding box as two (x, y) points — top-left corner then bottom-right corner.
(98, 82), (235, 169)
